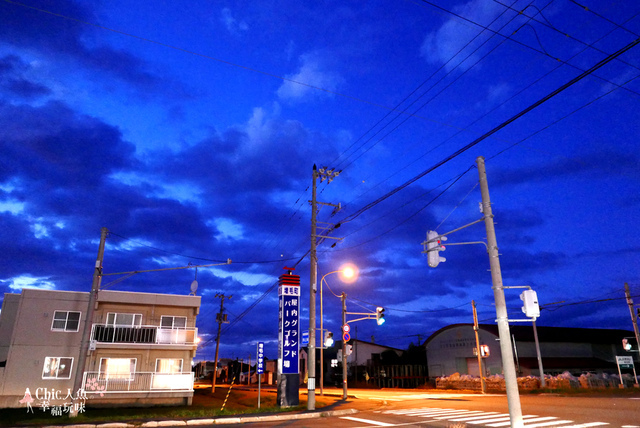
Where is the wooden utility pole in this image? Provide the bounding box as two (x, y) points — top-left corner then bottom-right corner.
(624, 283), (640, 362)
(472, 300), (486, 393)
(70, 227), (108, 417)
(212, 293), (231, 392)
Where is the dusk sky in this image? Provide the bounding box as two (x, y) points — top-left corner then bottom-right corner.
(1, 0), (639, 363)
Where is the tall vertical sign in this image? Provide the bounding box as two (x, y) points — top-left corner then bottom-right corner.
(257, 342), (264, 409)
(277, 268), (300, 407)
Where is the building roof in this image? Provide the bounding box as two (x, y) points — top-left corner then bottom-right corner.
(424, 323), (634, 346)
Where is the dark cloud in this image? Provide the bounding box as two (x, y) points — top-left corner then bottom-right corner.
(493, 150), (640, 186)
(0, 101), (136, 186)
(0, 1), (167, 90)
(0, 55), (51, 99)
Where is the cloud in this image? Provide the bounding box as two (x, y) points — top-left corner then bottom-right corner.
(0, 101), (136, 186)
(492, 150), (640, 186)
(0, 0), (169, 91)
(4, 274), (57, 291)
(277, 53), (344, 101)
(420, 0), (505, 69)
(0, 55), (52, 99)
(221, 8), (248, 34)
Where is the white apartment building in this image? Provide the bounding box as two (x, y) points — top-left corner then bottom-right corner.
(0, 288), (200, 408)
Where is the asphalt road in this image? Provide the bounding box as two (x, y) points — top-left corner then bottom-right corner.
(216, 388), (640, 428)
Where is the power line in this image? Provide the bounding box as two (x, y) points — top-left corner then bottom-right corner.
(108, 231), (301, 264)
(337, 35), (640, 225)
(330, 0), (523, 173)
(1, 0), (446, 121)
(494, 0), (640, 81)
(417, 0), (640, 97)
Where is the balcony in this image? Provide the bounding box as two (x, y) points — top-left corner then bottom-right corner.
(91, 324), (198, 345)
(82, 371), (194, 393)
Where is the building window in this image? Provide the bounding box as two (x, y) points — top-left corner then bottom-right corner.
(160, 315), (187, 329)
(106, 312), (142, 326)
(42, 357), (73, 379)
(99, 358), (136, 379)
(51, 311), (81, 332)
(156, 358), (183, 374)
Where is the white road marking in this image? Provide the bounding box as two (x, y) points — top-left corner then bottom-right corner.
(520, 420), (573, 428)
(470, 415), (545, 425)
(486, 416), (559, 426)
(449, 412), (509, 422)
(376, 408), (612, 428)
(340, 416), (394, 426)
(562, 424), (609, 427)
(433, 411), (495, 419)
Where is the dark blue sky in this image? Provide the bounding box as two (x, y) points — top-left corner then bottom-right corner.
(1, 0), (639, 362)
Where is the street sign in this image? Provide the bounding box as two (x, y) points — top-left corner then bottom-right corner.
(343, 323), (350, 333)
(343, 332), (350, 342)
(278, 273), (300, 375)
(301, 330), (309, 346)
(257, 342), (265, 374)
(617, 355), (634, 369)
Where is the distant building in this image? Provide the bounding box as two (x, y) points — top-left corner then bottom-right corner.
(425, 323), (636, 378)
(0, 288), (200, 408)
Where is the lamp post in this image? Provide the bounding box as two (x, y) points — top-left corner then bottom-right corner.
(319, 265), (358, 395)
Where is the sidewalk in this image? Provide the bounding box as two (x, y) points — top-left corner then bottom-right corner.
(52, 407), (359, 428)
(34, 386), (360, 428)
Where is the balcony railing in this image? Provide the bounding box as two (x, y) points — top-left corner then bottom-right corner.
(91, 324), (198, 345)
(82, 371), (194, 394)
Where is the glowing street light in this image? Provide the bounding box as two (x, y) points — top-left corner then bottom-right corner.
(319, 263), (358, 395)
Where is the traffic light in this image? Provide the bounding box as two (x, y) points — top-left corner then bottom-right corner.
(426, 230), (447, 268)
(376, 307), (385, 325)
(520, 289), (540, 319)
(345, 344), (353, 356)
(622, 337), (638, 352)
(324, 330), (334, 347)
(480, 344), (490, 357)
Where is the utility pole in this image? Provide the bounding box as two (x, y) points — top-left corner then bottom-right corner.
(477, 156), (523, 428)
(70, 227), (108, 417)
(472, 300), (486, 394)
(308, 164), (341, 410)
(308, 165), (319, 410)
(212, 293), (231, 392)
(532, 320), (545, 387)
(624, 283), (640, 362)
(341, 292), (348, 400)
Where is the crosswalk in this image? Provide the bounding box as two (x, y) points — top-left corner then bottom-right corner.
(360, 407), (611, 427)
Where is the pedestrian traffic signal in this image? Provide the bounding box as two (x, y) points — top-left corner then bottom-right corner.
(480, 344), (490, 357)
(622, 337), (638, 352)
(376, 307), (385, 325)
(324, 330), (334, 347)
(425, 230), (447, 268)
(345, 344), (353, 356)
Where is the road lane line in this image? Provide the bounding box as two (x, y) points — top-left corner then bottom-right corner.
(560, 423), (609, 427)
(448, 413), (508, 422)
(340, 416), (394, 426)
(521, 420), (573, 428)
(433, 411), (492, 419)
(470, 415), (546, 425)
(389, 409), (464, 416)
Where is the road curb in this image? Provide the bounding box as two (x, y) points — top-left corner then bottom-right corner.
(38, 408), (359, 428)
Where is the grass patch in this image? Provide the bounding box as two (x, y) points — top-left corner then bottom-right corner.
(0, 387), (341, 427)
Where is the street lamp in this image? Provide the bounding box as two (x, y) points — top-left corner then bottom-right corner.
(319, 264), (358, 396)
